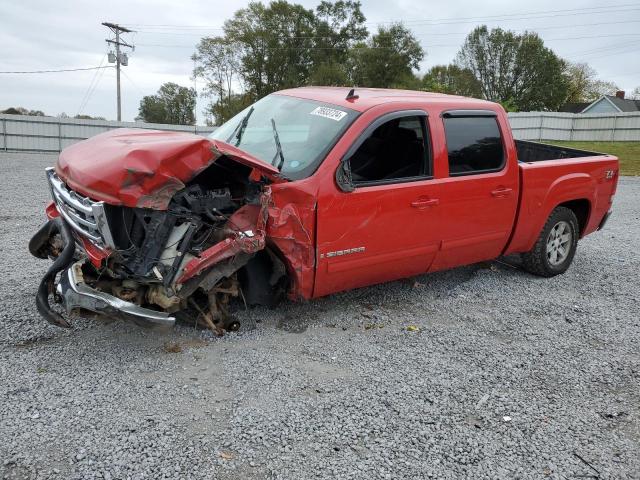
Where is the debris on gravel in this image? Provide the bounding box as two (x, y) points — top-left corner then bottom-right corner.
(1, 153), (638, 479)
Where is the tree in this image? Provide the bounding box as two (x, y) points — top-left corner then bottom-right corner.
(456, 26), (568, 111)
(222, 1), (319, 98)
(348, 23), (424, 88)
(308, 61), (349, 86)
(193, 37), (244, 124)
(208, 93), (253, 126)
(564, 62), (595, 103)
(1, 107), (46, 116)
(564, 62), (619, 103)
(630, 87), (640, 100)
(194, 1), (369, 123)
(74, 114), (107, 120)
(422, 64), (482, 97)
(310, 1), (368, 84)
(589, 80), (620, 99)
(137, 83), (196, 125)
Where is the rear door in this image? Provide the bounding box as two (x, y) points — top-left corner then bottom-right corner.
(313, 110), (442, 297)
(429, 110), (519, 272)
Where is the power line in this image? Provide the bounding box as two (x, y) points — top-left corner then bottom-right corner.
(122, 3), (640, 29)
(78, 66), (109, 115)
(119, 68), (145, 97)
(131, 18), (640, 40)
(565, 40), (639, 57)
(78, 57), (111, 114)
(575, 44), (640, 61)
(77, 54), (107, 115)
(0, 66), (113, 74)
(372, 7), (640, 27)
(137, 33), (640, 50)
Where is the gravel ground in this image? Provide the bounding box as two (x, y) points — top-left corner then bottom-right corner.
(1, 152), (638, 480)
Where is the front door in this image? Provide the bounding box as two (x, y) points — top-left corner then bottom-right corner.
(314, 111), (441, 297)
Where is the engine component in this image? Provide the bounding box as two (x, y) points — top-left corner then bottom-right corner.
(147, 285), (182, 310)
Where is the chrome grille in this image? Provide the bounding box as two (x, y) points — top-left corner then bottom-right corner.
(46, 167), (115, 249)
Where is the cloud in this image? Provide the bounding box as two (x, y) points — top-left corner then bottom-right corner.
(1, 0), (637, 122)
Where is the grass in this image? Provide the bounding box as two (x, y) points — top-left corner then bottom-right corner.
(543, 141), (640, 176)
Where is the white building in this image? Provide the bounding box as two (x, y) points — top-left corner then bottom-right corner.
(560, 91), (640, 114)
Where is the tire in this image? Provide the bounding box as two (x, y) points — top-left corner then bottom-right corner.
(522, 206), (579, 277)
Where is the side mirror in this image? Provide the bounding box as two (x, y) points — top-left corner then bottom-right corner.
(335, 159), (355, 193)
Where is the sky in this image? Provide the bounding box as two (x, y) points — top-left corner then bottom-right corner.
(1, 0), (639, 123)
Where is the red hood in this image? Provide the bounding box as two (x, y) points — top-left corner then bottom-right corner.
(55, 128), (281, 210)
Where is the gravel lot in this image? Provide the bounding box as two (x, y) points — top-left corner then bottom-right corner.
(1, 152), (638, 480)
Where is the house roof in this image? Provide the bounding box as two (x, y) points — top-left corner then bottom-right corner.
(604, 95), (640, 112)
(559, 95), (640, 114)
(559, 102), (590, 113)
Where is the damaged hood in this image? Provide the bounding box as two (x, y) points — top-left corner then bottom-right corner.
(55, 128), (281, 209)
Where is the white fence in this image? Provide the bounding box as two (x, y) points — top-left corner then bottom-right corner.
(0, 113), (216, 153)
(507, 111), (640, 142)
(1, 111), (639, 154)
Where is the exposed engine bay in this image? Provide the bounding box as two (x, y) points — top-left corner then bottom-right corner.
(30, 153), (290, 335)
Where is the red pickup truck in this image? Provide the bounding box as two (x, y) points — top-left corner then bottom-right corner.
(30, 87), (619, 333)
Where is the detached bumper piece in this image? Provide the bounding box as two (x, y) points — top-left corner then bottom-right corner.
(33, 217), (76, 328)
(57, 262), (176, 329)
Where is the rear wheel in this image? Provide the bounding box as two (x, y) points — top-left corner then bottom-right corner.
(522, 206), (579, 277)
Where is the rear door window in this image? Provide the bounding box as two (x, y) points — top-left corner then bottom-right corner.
(443, 116), (504, 175)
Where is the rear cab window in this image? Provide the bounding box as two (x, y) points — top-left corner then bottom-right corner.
(442, 111), (505, 175)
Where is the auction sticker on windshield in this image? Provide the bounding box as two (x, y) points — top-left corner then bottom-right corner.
(310, 106), (347, 121)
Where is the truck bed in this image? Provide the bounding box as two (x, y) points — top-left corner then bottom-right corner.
(515, 140), (601, 163)
(505, 143), (618, 256)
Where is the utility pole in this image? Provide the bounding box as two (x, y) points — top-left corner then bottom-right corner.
(102, 22), (134, 121)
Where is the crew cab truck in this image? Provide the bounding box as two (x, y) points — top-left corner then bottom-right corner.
(29, 87), (619, 332)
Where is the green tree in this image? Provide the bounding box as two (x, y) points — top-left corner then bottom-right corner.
(1, 107), (46, 116)
(564, 62), (619, 103)
(208, 93), (253, 126)
(194, 1), (368, 123)
(348, 23), (424, 88)
(308, 61), (349, 86)
(310, 1), (368, 84)
(422, 64), (482, 97)
(137, 83), (196, 125)
(456, 26), (568, 111)
(222, 1), (319, 98)
(74, 114), (107, 120)
(193, 37), (244, 124)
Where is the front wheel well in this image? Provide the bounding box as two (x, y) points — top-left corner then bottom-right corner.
(237, 248), (289, 307)
(557, 199), (590, 236)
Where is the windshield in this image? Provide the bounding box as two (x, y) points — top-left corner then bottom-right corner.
(210, 94), (358, 180)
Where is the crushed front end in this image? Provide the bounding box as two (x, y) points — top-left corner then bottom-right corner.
(29, 130), (292, 334)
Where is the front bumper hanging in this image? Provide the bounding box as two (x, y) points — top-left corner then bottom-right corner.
(57, 262), (176, 328)
(30, 217), (175, 329)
